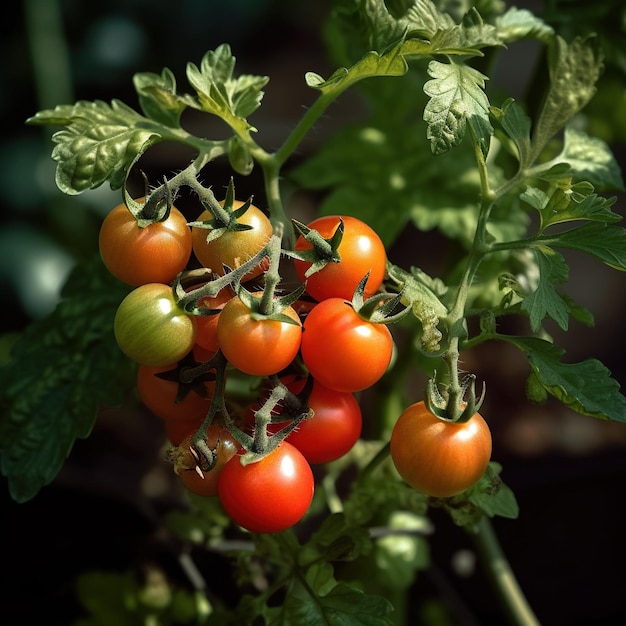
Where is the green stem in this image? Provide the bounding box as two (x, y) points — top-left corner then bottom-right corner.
(440, 128), (495, 413)
(469, 517), (541, 626)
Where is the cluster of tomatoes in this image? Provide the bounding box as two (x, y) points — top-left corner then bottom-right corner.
(99, 192), (397, 533)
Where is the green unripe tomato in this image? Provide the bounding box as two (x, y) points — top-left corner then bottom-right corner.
(114, 283), (197, 366)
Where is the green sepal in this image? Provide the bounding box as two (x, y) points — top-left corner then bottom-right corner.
(284, 218), (344, 277)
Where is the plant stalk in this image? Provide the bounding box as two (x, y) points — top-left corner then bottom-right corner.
(469, 517), (541, 626)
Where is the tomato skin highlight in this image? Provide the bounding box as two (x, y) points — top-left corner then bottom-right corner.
(99, 199), (192, 286)
(218, 442), (314, 533)
(301, 298), (393, 392)
(136, 363), (215, 422)
(174, 425), (239, 497)
(191, 200), (272, 280)
(390, 401), (492, 498)
(114, 283), (197, 367)
(217, 296), (302, 377)
(294, 215), (387, 301)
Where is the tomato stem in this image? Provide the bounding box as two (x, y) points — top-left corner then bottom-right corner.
(469, 517), (541, 626)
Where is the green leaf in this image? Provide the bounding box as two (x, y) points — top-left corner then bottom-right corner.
(500, 335), (626, 422)
(555, 126), (625, 191)
(27, 100), (161, 194)
(522, 184), (620, 232)
(530, 35), (604, 163)
(186, 44), (268, 132)
(133, 67), (188, 128)
(0, 256), (136, 502)
(490, 98), (532, 166)
(520, 248), (571, 331)
(495, 6), (554, 43)
(423, 58), (492, 155)
(279, 581), (394, 626)
(469, 463), (519, 520)
(540, 222), (626, 271)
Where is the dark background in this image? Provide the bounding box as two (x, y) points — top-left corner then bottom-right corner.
(2, 1), (626, 624)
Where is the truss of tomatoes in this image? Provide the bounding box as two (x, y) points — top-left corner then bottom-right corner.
(103, 196), (485, 533)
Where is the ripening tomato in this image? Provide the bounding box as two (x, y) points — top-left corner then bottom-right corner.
(301, 298), (393, 392)
(390, 401), (492, 498)
(136, 363), (215, 422)
(174, 424), (239, 497)
(191, 200), (272, 280)
(217, 295), (302, 376)
(99, 198), (192, 286)
(114, 283), (197, 366)
(293, 215), (387, 301)
(193, 285), (235, 354)
(218, 442), (314, 533)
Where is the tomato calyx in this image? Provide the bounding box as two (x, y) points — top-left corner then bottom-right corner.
(350, 272), (410, 325)
(187, 178), (256, 244)
(154, 351), (217, 403)
(243, 375), (314, 465)
(123, 179), (178, 227)
(425, 373), (486, 423)
(285, 217), (344, 277)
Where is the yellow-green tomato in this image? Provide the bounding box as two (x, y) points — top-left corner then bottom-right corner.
(114, 283), (197, 366)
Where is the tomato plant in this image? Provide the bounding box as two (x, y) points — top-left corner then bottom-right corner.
(390, 401), (492, 498)
(217, 441), (314, 533)
(301, 297), (393, 392)
(99, 197), (193, 286)
(114, 283), (197, 366)
(191, 199), (272, 280)
(294, 215), (387, 301)
(8, 1), (626, 624)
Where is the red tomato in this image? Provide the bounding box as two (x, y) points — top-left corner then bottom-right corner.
(99, 198), (192, 286)
(218, 442), (314, 533)
(286, 381), (362, 464)
(191, 200), (272, 280)
(390, 401), (492, 498)
(174, 424), (239, 497)
(217, 295), (302, 376)
(136, 363), (215, 422)
(293, 215), (387, 301)
(301, 298), (393, 392)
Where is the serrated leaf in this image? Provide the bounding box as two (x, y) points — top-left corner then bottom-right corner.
(495, 6), (554, 43)
(185, 44), (268, 131)
(540, 222), (626, 271)
(524, 184), (621, 231)
(501, 336), (626, 422)
(530, 35), (604, 163)
(521, 248), (571, 331)
(27, 100), (161, 194)
(423, 58), (492, 155)
(555, 127), (625, 191)
(278, 582), (394, 626)
(0, 256), (136, 502)
(133, 67), (188, 127)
